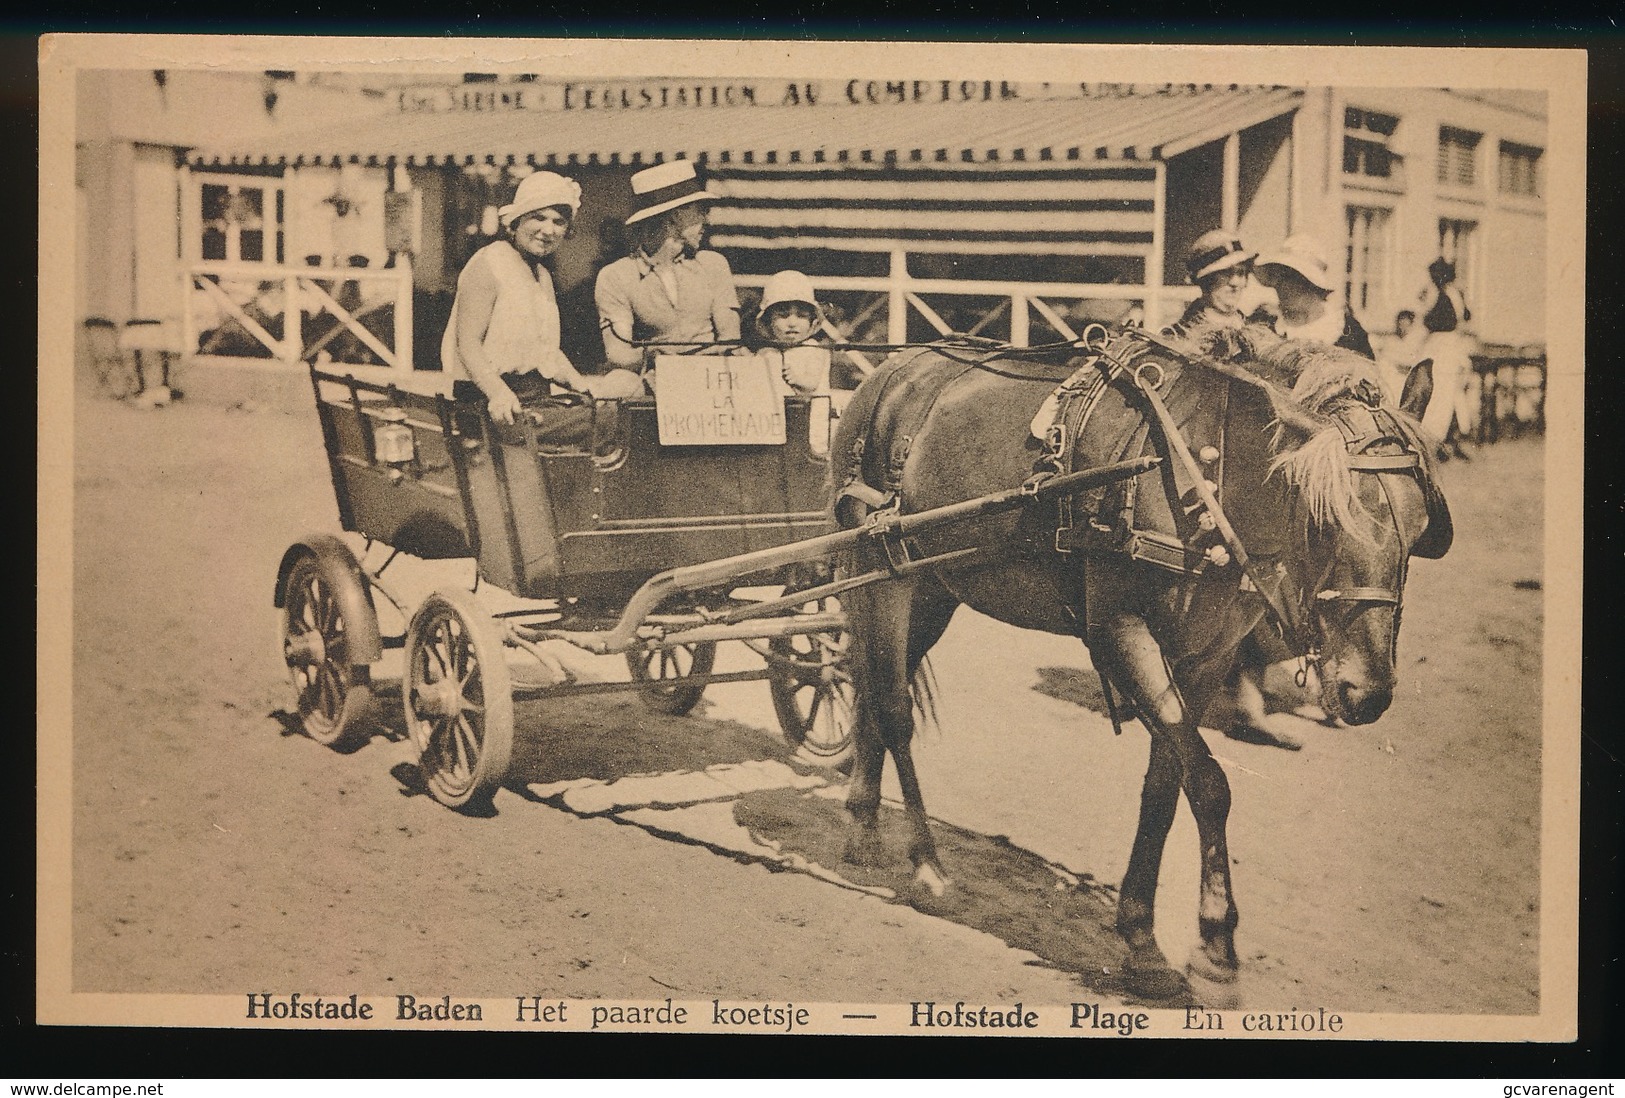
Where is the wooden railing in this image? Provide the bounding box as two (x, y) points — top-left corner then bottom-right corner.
(184, 262), (414, 371)
(735, 252), (1190, 376)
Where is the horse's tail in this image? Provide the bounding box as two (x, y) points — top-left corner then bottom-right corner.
(910, 656), (942, 732)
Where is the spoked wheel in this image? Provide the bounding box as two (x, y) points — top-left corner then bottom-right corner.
(280, 552), (377, 752)
(626, 641), (717, 717)
(768, 599), (855, 768)
(404, 588), (515, 812)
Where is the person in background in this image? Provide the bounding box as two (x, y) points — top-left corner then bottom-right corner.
(1376, 308), (1426, 405)
(442, 171), (642, 425)
(595, 160), (742, 379)
(1252, 234), (1374, 358)
(1162, 229), (1257, 339)
(1416, 257), (1476, 460)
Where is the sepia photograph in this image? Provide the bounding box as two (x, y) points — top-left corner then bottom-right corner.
(36, 34), (1586, 1042)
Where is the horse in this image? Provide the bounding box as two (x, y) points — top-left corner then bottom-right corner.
(829, 325), (1451, 997)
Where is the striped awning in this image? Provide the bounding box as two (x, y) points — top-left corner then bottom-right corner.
(706, 164), (1158, 256)
(188, 86), (1301, 170)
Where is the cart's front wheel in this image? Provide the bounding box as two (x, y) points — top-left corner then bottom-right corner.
(280, 552), (377, 752)
(626, 642), (716, 716)
(769, 601), (855, 768)
(405, 588), (514, 811)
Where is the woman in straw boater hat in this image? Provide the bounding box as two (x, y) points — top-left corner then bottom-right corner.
(1162, 229), (1258, 339)
(595, 160), (742, 375)
(442, 171), (643, 424)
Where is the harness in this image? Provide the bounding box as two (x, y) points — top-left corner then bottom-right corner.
(835, 326), (1445, 732)
(1299, 396), (1441, 672)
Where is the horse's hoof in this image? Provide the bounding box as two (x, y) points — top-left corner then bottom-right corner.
(1122, 956), (1190, 1000)
(913, 861), (950, 898)
(1183, 964), (1241, 1010)
(1185, 949), (1240, 986)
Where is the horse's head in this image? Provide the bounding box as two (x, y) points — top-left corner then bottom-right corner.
(1260, 342), (1453, 726)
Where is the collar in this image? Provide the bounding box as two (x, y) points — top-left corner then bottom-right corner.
(633, 248), (693, 278)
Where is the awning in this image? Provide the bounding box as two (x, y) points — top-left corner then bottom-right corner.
(706, 165), (1159, 256)
(188, 86), (1301, 170)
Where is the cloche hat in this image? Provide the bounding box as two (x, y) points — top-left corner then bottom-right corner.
(755, 270), (822, 333)
(499, 171), (581, 229)
(1185, 230), (1257, 282)
(1256, 234), (1338, 293)
(624, 160), (716, 226)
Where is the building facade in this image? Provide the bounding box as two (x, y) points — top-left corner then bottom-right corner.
(76, 71), (1548, 379)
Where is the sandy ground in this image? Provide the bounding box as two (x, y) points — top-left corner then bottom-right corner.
(61, 387), (1545, 1018)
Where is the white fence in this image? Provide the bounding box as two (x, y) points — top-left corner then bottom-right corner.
(178, 253), (1185, 375)
(183, 261), (414, 370)
(736, 253), (1187, 376)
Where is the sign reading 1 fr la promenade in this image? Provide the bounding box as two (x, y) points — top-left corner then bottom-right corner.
(654, 356), (787, 447)
(393, 81), (1218, 112)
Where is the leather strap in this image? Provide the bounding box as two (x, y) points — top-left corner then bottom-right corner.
(1113, 342), (1306, 655)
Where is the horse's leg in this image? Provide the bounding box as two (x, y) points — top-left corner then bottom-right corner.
(1168, 659), (1242, 984)
(1091, 607), (1247, 991)
(891, 579), (959, 896)
(841, 577), (915, 868)
(1089, 609), (1196, 995)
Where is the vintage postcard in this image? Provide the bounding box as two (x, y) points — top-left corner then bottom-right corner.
(37, 34), (1585, 1041)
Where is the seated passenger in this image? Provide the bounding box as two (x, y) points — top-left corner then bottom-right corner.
(443, 170), (643, 425)
(1162, 229), (1257, 340)
(755, 270), (834, 399)
(595, 160), (742, 384)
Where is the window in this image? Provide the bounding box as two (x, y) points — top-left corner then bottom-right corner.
(1499, 142), (1542, 196)
(197, 177), (285, 264)
(1438, 218), (1477, 290)
(1345, 206), (1392, 315)
(1343, 107), (1400, 179)
(1437, 126), (1481, 187)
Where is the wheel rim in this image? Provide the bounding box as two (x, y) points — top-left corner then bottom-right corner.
(626, 640), (715, 715)
(283, 560), (353, 736)
(773, 627), (855, 758)
(408, 606), (489, 803)
(633, 645), (696, 697)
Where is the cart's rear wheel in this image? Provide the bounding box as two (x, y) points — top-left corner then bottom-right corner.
(405, 587), (514, 812)
(769, 599), (855, 769)
(626, 641), (716, 716)
(280, 552), (377, 752)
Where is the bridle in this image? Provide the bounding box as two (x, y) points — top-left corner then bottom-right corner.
(1297, 394), (1438, 672)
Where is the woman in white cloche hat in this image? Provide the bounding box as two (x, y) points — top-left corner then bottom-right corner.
(442, 170), (643, 424)
(1252, 234), (1374, 358)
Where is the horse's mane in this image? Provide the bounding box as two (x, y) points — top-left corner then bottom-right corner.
(1158, 325), (1436, 537)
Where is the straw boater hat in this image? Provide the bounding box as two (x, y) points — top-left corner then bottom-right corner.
(1256, 234), (1338, 293)
(624, 160), (716, 225)
(1185, 230), (1257, 282)
(499, 171), (581, 229)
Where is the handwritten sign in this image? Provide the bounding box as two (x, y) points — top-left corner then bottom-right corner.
(654, 356), (786, 446)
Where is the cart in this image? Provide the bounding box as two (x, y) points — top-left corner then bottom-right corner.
(276, 359), (1158, 812)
